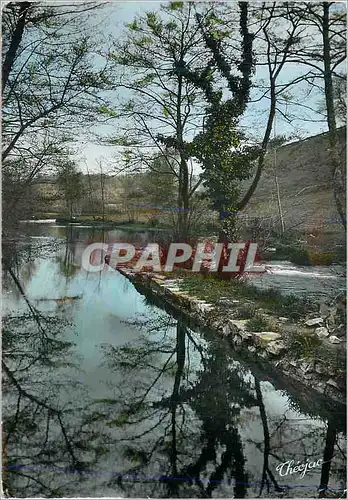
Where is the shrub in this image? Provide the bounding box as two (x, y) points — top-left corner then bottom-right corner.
(148, 217), (160, 228)
(287, 246), (311, 265)
(235, 304), (256, 319)
(308, 251), (335, 266)
(246, 314), (272, 332)
(285, 329), (322, 359)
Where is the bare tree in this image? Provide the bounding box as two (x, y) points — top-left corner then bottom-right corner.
(2, 2), (111, 230)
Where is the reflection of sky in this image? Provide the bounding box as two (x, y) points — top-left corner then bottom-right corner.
(4, 225), (346, 496)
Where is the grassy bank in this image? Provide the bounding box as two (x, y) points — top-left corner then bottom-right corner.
(33, 213), (172, 231)
(33, 213), (346, 264)
(120, 267), (346, 403)
(173, 270), (316, 321)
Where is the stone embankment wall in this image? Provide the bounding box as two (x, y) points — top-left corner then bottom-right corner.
(117, 267), (346, 404)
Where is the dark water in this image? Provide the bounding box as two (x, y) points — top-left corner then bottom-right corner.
(2, 224), (346, 498)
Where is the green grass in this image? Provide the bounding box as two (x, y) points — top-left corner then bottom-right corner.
(245, 314), (273, 332)
(176, 271), (315, 320)
(283, 328), (345, 380)
(284, 329), (322, 359)
(234, 304), (256, 319)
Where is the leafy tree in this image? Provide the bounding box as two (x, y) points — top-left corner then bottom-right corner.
(141, 154), (178, 208)
(197, 1), (346, 238)
(104, 3), (211, 238)
(184, 2), (320, 242)
(104, 2), (263, 241)
(57, 162), (84, 219)
(332, 75), (347, 124)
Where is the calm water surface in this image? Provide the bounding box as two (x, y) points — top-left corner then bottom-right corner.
(2, 224), (346, 498)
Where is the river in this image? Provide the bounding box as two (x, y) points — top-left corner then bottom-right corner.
(2, 223), (346, 498)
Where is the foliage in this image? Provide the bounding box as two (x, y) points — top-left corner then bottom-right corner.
(141, 154), (178, 208)
(284, 329), (323, 360)
(167, 3), (259, 238)
(332, 75), (347, 125)
(104, 2), (209, 237)
(104, 3), (261, 239)
(235, 303), (256, 319)
(275, 244), (311, 266)
(245, 314), (272, 332)
(178, 271), (315, 320)
(57, 162), (85, 218)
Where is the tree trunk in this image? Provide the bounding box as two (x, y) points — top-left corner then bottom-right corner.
(176, 69), (190, 240)
(180, 157), (190, 240)
(322, 2), (346, 230)
(2, 2), (31, 93)
(319, 418), (337, 497)
(237, 76), (276, 211)
(100, 166), (105, 223)
(255, 378), (283, 495)
(274, 172), (285, 234)
(167, 322), (186, 496)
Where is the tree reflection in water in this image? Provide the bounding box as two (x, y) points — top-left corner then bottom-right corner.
(96, 310), (256, 498)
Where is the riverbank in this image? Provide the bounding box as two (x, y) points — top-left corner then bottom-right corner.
(116, 266), (346, 404)
(30, 213), (347, 266)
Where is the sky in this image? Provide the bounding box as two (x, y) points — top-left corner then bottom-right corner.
(76, 1), (163, 173)
(75, 1), (340, 174)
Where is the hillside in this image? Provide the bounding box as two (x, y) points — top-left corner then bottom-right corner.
(241, 127), (346, 242)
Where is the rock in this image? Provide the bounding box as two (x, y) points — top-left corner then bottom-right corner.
(196, 301), (214, 313)
(266, 340), (286, 356)
(329, 335), (341, 344)
(315, 326), (330, 338)
(233, 335), (242, 346)
(252, 332), (281, 342)
(222, 324), (231, 336)
(305, 317), (323, 327)
(231, 319), (248, 330)
(300, 361), (313, 374)
(315, 364), (325, 374)
(239, 330), (253, 340)
(334, 325), (346, 338)
(212, 320), (222, 330)
(279, 317), (289, 322)
(316, 382), (326, 393)
(248, 345), (256, 353)
(326, 378), (340, 389)
(152, 274), (166, 281)
(218, 297), (232, 305)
